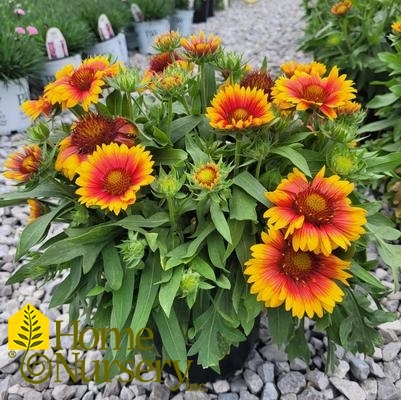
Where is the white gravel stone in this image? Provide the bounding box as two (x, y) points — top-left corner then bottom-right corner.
(329, 377), (367, 400)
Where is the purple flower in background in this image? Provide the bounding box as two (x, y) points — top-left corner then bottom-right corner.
(26, 26), (39, 35)
(14, 8), (26, 15)
(15, 26), (26, 34)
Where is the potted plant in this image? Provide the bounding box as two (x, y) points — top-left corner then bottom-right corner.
(0, 3), (43, 134)
(74, 0), (132, 64)
(20, 0), (96, 87)
(130, 0), (174, 54)
(2, 32), (400, 383)
(171, 0), (195, 37)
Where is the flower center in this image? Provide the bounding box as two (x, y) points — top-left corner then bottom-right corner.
(22, 155), (38, 173)
(70, 68), (96, 91)
(72, 115), (116, 154)
(303, 84), (325, 103)
(282, 247), (313, 281)
(103, 169), (132, 195)
(294, 190), (334, 225)
(231, 108), (251, 121)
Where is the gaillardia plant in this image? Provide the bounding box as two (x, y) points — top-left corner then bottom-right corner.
(2, 31), (401, 377)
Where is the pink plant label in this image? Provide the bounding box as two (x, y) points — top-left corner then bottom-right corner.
(98, 14), (115, 41)
(45, 27), (69, 60)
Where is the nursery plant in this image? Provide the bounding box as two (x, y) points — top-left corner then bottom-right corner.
(299, 0), (400, 107)
(2, 31), (401, 381)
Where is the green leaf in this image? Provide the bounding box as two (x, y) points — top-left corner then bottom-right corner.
(159, 266), (183, 317)
(266, 306), (294, 348)
(350, 261), (387, 293)
(190, 256), (216, 282)
(270, 146), (311, 177)
(286, 321), (311, 364)
(367, 93), (398, 108)
(153, 307), (188, 372)
(188, 304), (245, 369)
(130, 254), (161, 334)
(110, 267), (136, 356)
(102, 242), (123, 291)
(364, 152), (401, 173)
(233, 170), (269, 206)
(377, 242), (401, 290)
(0, 179), (74, 207)
(87, 286), (105, 296)
(215, 274), (231, 289)
(49, 258), (82, 307)
(210, 201), (232, 244)
(171, 115), (202, 143)
(151, 148), (188, 166)
(118, 213), (169, 230)
(230, 187), (257, 222)
(207, 232), (226, 269)
(16, 203), (69, 260)
(185, 135), (208, 165)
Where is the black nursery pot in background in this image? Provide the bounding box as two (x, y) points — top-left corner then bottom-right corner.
(193, 0), (210, 23)
(208, 0), (215, 17)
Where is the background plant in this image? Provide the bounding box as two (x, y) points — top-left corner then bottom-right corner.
(20, 0), (96, 56)
(73, 0), (132, 42)
(299, 0), (400, 108)
(131, 0), (175, 20)
(0, 1), (43, 82)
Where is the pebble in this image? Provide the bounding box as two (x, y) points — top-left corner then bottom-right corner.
(382, 342), (401, 362)
(329, 377), (367, 400)
(349, 357), (370, 381)
(277, 371), (306, 394)
(260, 383), (279, 400)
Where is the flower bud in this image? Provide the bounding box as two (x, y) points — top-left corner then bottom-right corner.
(180, 270), (200, 297)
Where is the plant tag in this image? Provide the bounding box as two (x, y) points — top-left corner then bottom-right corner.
(45, 27), (69, 60)
(98, 13), (115, 41)
(131, 3), (144, 22)
(188, 0), (195, 9)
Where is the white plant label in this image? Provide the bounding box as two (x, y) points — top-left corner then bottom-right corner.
(98, 14), (115, 41)
(45, 27), (69, 60)
(131, 3), (144, 22)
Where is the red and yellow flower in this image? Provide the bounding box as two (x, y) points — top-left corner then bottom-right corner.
(244, 229), (352, 319)
(193, 162), (221, 190)
(21, 96), (53, 120)
(75, 143), (154, 215)
(240, 69), (274, 97)
(55, 114), (137, 180)
(44, 56), (121, 111)
(271, 66), (356, 119)
(27, 199), (45, 224)
(206, 84), (274, 130)
(3, 145), (42, 182)
(331, 1), (352, 16)
(180, 31), (221, 61)
(280, 61), (326, 78)
(391, 20), (401, 35)
(264, 167), (367, 255)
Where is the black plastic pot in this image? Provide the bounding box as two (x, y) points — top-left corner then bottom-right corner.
(193, 0), (209, 23)
(157, 316), (260, 384)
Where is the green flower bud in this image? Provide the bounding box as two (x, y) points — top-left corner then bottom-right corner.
(117, 233), (146, 269)
(180, 270), (200, 297)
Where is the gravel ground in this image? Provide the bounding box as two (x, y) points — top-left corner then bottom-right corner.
(2, 1), (401, 399)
